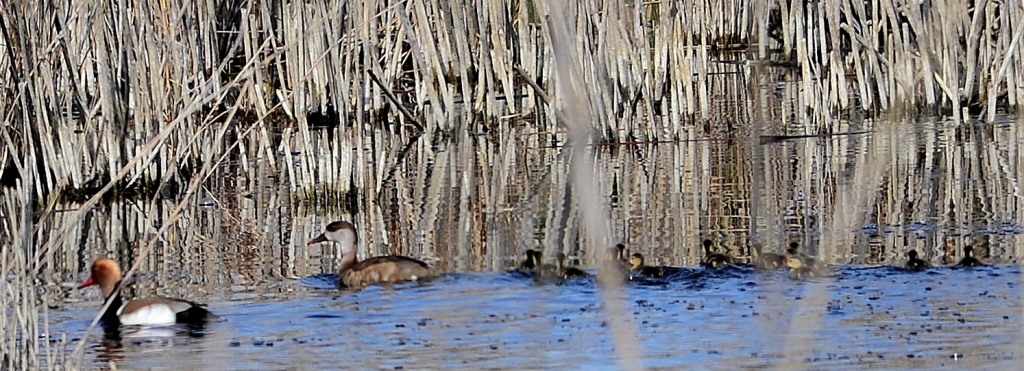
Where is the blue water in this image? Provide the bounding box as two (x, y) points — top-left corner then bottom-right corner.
(49, 264), (1022, 369)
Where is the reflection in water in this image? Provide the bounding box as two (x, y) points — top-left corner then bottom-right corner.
(20, 114), (1024, 368)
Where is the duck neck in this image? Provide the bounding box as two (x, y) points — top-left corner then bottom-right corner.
(338, 244), (359, 275)
(101, 281), (124, 326)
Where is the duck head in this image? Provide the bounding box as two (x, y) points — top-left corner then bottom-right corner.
(964, 245), (974, 258)
(907, 250), (919, 259)
(79, 258), (123, 298)
(307, 221), (359, 255)
(702, 239), (713, 254)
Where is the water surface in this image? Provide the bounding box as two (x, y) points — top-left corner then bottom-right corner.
(24, 114), (1024, 368)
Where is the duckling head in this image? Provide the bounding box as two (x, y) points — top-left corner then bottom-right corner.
(786, 242), (799, 256)
(629, 253), (645, 269)
(907, 249), (919, 259)
(785, 255), (804, 269)
(964, 245), (974, 258)
(521, 249), (538, 267)
(702, 239), (713, 254)
(556, 252), (568, 269)
(530, 250), (544, 267)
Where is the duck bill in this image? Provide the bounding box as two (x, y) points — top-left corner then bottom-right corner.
(307, 234), (328, 245)
(78, 276), (95, 289)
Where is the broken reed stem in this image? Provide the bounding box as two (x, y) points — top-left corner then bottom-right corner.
(367, 69), (423, 133)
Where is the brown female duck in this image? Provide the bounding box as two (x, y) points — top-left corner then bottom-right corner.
(700, 239), (734, 269)
(78, 258), (220, 328)
(307, 221), (436, 290)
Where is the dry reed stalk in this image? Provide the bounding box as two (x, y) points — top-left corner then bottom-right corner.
(543, 2), (642, 369)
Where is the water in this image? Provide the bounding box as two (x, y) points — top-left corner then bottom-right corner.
(49, 265), (1021, 369)
(18, 114), (1024, 368)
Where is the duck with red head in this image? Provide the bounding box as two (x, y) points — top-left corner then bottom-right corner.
(307, 221), (436, 290)
(78, 258), (221, 328)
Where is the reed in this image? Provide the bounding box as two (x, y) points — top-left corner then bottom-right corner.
(2, 0), (1024, 368)
(0, 0), (1019, 204)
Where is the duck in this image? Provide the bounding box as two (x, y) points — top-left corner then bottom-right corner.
(516, 249), (539, 274)
(700, 239), (734, 269)
(786, 242), (825, 270)
(785, 255), (822, 280)
(753, 241), (789, 270)
(525, 250), (561, 284)
(556, 253), (589, 280)
(78, 258), (220, 328)
(957, 245), (984, 267)
(628, 253), (666, 279)
(602, 243), (632, 277)
(307, 220), (436, 290)
(905, 249), (928, 271)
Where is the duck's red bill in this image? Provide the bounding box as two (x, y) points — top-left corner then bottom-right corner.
(78, 276), (95, 289)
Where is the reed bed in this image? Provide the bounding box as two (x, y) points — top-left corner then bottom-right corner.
(0, 0), (1021, 201)
(3, 0), (1024, 368)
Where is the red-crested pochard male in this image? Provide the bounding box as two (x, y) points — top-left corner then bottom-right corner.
(307, 220), (436, 290)
(79, 258), (220, 327)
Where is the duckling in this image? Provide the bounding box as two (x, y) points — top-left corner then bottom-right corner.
(516, 250), (539, 274)
(753, 240), (790, 270)
(628, 253), (665, 278)
(905, 249), (928, 271)
(786, 255), (818, 280)
(786, 242), (824, 270)
(530, 251), (560, 283)
(701, 239), (734, 269)
(957, 245), (984, 267)
(753, 243), (790, 270)
(602, 244), (632, 277)
(556, 253), (589, 280)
